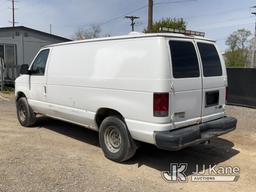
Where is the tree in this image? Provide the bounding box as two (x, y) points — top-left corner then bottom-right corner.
(224, 50), (248, 68)
(225, 29), (252, 67)
(226, 29), (251, 51)
(73, 25), (102, 40)
(144, 17), (186, 33)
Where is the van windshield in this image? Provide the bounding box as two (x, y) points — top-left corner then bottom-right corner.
(197, 43), (222, 77)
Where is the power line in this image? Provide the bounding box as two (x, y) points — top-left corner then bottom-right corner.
(16, 1), (253, 38)
(152, 1), (251, 22)
(186, 7), (251, 21)
(195, 16), (254, 30)
(154, 0), (196, 6)
(60, 0), (196, 32)
(99, 5), (147, 26)
(99, 0), (196, 27)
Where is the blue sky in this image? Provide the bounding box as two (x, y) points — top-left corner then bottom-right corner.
(0, 0), (255, 51)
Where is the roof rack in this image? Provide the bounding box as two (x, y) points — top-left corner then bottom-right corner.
(159, 27), (205, 37)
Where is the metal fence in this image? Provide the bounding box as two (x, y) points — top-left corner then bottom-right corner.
(227, 68), (256, 108)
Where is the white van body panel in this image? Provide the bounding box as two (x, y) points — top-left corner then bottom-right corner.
(46, 37), (170, 129)
(28, 49), (52, 115)
(194, 39), (227, 122)
(167, 38), (203, 129)
(15, 33), (229, 145)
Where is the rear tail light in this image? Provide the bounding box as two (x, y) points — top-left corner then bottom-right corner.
(153, 93), (169, 117)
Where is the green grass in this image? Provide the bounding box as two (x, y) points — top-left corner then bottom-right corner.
(1, 86), (14, 95)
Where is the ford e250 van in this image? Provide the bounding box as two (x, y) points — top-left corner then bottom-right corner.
(15, 30), (237, 162)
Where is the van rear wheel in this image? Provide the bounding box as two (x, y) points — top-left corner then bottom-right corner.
(16, 97), (36, 127)
(99, 116), (136, 162)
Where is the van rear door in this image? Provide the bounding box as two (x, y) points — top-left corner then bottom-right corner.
(195, 40), (226, 122)
(168, 39), (202, 128)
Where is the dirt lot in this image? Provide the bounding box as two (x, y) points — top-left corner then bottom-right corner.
(0, 94), (256, 192)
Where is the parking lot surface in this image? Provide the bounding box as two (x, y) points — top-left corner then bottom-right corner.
(0, 95), (256, 192)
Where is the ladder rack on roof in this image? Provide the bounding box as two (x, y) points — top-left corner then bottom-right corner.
(159, 27), (205, 37)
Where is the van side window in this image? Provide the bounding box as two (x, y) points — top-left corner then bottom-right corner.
(169, 41), (200, 78)
(31, 49), (50, 75)
(197, 43), (222, 77)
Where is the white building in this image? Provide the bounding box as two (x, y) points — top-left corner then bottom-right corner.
(0, 26), (70, 85)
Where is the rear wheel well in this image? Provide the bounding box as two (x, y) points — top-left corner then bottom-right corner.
(16, 92), (26, 101)
(95, 108), (124, 128)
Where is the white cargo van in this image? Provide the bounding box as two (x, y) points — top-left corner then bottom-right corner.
(15, 30), (237, 162)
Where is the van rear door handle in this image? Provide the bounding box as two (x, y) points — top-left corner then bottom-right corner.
(170, 82), (175, 93)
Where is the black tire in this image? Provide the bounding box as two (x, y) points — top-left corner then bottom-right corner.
(16, 97), (36, 127)
(99, 116), (137, 162)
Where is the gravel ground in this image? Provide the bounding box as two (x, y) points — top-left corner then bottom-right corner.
(0, 94), (256, 192)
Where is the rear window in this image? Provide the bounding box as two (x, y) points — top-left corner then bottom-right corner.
(197, 43), (222, 77)
(169, 41), (199, 78)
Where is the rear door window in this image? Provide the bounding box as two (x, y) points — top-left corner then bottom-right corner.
(169, 41), (200, 78)
(197, 43), (222, 77)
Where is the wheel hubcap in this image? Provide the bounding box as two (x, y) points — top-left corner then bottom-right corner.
(18, 104), (26, 122)
(104, 126), (121, 153)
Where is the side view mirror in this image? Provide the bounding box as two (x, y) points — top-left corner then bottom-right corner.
(20, 64), (30, 75)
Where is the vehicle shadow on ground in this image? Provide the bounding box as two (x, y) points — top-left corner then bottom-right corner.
(36, 117), (100, 147)
(36, 117), (240, 176)
(127, 139), (239, 176)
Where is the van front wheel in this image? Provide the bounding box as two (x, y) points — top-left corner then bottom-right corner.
(16, 97), (36, 127)
(99, 116), (136, 162)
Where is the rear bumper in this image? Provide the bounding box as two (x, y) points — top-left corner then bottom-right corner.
(154, 116), (237, 151)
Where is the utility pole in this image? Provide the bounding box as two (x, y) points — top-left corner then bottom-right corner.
(251, 6), (256, 68)
(9, 0), (17, 27)
(147, 0), (153, 33)
(50, 24), (52, 34)
(12, 0), (15, 27)
(9, 0), (18, 38)
(125, 16), (140, 31)
(9, 0), (17, 28)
